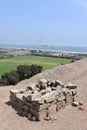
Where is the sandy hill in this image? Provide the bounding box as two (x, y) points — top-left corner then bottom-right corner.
(0, 58), (87, 130)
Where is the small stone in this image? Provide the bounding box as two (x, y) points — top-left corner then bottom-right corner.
(52, 87), (57, 91)
(39, 79), (48, 85)
(79, 104), (87, 111)
(40, 84), (47, 90)
(58, 95), (65, 101)
(62, 88), (67, 95)
(28, 113), (32, 120)
(19, 89), (26, 93)
(56, 102), (62, 111)
(49, 115), (57, 121)
(27, 91), (41, 101)
(55, 80), (64, 86)
(18, 109), (24, 116)
(43, 91), (58, 103)
(65, 93), (73, 105)
(36, 84), (40, 90)
(45, 87), (52, 93)
(66, 83), (77, 89)
(10, 89), (20, 94)
(79, 101), (84, 106)
(31, 116), (37, 121)
(40, 90), (46, 95)
(79, 106), (84, 111)
(22, 111), (28, 117)
(44, 116), (50, 121)
(71, 89), (77, 96)
(50, 80), (55, 87)
(32, 98), (44, 105)
(72, 101), (79, 107)
(72, 95), (77, 102)
(23, 105), (29, 111)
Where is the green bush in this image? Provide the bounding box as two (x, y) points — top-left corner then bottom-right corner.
(17, 65), (30, 80)
(0, 64), (42, 86)
(1, 71), (19, 85)
(29, 64), (42, 77)
(0, 79), (9, 86)
(17, 64), (42, 80)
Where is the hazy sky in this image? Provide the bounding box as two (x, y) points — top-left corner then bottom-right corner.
(0, 0), (87, 47)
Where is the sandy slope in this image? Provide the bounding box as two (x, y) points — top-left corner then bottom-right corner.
(0, 58), (87, 130)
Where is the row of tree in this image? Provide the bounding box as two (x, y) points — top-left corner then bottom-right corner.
(0, 64), (42, 86)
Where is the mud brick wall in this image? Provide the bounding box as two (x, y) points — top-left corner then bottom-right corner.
(10, 79), (77, 121)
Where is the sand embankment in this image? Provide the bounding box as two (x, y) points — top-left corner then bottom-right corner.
(0, 58), (87, 130)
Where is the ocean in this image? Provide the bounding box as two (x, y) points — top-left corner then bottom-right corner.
(28, 45), (87, 53)
(0, 44), (87, 53)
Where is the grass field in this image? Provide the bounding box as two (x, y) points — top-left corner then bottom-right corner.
(0, 55), (71, 77)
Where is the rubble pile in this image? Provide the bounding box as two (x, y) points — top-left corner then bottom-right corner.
(10, 79), (77, 121)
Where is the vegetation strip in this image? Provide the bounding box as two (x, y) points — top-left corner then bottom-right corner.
(0, 55), (71, 78)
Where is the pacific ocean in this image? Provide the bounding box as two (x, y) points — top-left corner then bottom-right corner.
(0, 44), (87, 53)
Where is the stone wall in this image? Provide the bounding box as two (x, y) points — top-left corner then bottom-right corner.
(10, 79), (77, 121)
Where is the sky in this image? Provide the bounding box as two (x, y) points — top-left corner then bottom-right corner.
(0, 0), (87, 47)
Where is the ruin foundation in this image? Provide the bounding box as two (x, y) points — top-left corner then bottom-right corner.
(10, 79), (77, 121)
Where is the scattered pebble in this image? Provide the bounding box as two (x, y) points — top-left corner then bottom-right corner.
(72, 101), (79, 107)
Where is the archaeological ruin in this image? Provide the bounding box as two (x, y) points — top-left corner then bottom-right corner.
(10, 79), (77, 121)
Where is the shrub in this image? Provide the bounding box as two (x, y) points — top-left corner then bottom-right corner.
(17, 65), (30, 80)
(17, 64), (42, 80)
(1, 71), (19, 85)
(71, 59), (75, 63)
(0, 79), (9, 86)
(29, 64), (42, 77)
(1, 64), (43, 86)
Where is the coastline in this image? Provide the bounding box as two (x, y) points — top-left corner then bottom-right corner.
(0, 44), (87, 54)
(0, 45), (87, 60)
(26, 45), (87, 54)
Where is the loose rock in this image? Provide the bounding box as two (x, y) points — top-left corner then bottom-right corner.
(72, 101), (79, 107)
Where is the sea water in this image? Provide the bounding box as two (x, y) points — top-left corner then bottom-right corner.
(0, 44), (87, 53)
(28, 45), (87, 53)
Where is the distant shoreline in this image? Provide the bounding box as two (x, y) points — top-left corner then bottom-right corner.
(0, 46), (87, 60)
(0, 46), (87, 55)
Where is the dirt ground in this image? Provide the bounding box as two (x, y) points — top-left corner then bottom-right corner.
(0, 58), (87, 130)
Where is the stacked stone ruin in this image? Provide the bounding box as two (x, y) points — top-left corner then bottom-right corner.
(10, 79), (77, 121)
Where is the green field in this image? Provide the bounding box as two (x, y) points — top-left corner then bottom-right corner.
(0, 55), (71, 78)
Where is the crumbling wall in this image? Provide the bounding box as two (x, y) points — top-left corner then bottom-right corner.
(10, 79), (77, 121)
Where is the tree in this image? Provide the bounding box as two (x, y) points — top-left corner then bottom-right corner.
(1, 71), (19, 85)
(1, 64), (43, 86)
(17, 64), (42, 80)
(29, 64), (42, 77)
(17, 65), (31, 80)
